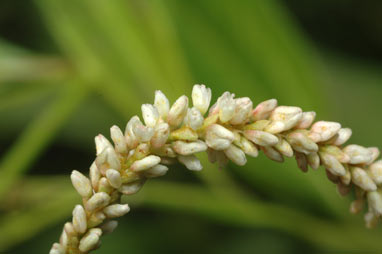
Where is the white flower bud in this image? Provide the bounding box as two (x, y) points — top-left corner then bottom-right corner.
(71, 170), (93, 199)
(343, 144), (373, 165)
(90, 162), (100, 190)
(86, 192), (111, 212)
(64, 222), (76, 237)
(184, 107), (204, 130)
(274, 138), (294, 157)
(367, 147), (380, 165)
(369, 160), (382, 185)
(367, 191), (382, 215)
(49, 243), (64, 254)
(167, 95), (189, 128)
(144, 164), (169, 178)
(240, 137), (259, 157)
(364, 212), (378, 229)
(88, 211), (105, 228)
(172, 140), (207, 155)
(106, 169), (122, 189)
(307, 152), (320, 170)
(96, 147), (121, 174)
(320, 145), (350, 163)
(286, 131), (318, 155)
(243, 130), (279, 146)
(59, 228), (68, 247)
(295, 111), (316, 129)
(72, 205), (87, 234)
(309, 121), (341, 142)
(104, 204), (130, 218)
(141, 104), (159, 127)
(124, 116), (140, 148)
(295, 152), (308, 172)
(95, 134), (113, 155)
(79, 230), (101, 252)
(332, 128), (352, 146)
(340, 167), (351, 185)
(266, 106), (302, 133)
(192, 84), (211, 115)
(119, 180), (145, 195)
(261, 146), (284, 162)
(230, 97), (253, 125)
(151, 122), (170, 148)
(100, 220), (118, 235)
(130, 155), (161, 172)
(110, 125), (128, 154)
(319, 152), (346, 176)
(205, 124), (235, 150)
(224, 144), (247, 166)
(154, 90), (170, 119)
(134, 123), (154, 142)
(351, 167), (377, 191)
(217, 92), (236, 123)
(178, 155), (203, 171)
(251, 99), (277, 121)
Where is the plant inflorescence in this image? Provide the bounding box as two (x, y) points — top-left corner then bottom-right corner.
(50, 85), (382, 254)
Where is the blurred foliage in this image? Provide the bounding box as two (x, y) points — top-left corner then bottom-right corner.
(0, 0), (382, 253)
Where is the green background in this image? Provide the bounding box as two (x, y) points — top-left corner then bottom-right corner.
(0, 0), (381, 253)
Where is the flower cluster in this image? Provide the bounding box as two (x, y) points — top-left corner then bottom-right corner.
(50, 85), (382, 254)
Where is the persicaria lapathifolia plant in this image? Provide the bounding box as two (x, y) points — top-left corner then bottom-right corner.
(50, 85), (382, 254)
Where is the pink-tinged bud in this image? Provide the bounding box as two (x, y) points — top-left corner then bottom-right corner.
(154, 90), (170, 120)
(184, 107), (204, 130)
(230, 97), (253, 125)
(110, 125), (128, 154)
(274, 138), (293, 157)
(367, 147), (380, 165)
(295, 152), (308, 172)
(251, 99), (277, 121)
(130, 155), (161, 172)
(261, 146), (284, 162)
(205, 124), (235, 150)
(369, 160), (382, 185)
(141, 104), (159, 128)
(95, 134), (113, 155)
(343, 144), (373, 165)
(172, 140), (207, 155)
(351, 167), (377, 191)
(243, 130), (278, 147)
(144, 164), (168, 178)
(151, 122), (170, 148)
(319, 152), (346, 176)
(71, 170), (93, 199)
(307, 152), (320, 170)
(286, 131), (318, 155)
(192, 84), (211, 115)
(295, 111), (316, 129)
(178, 155), (203, 171)
(266, 106), (303, 133)
(224, 144), (247, 166)
(167, 95), (189, 128)
(367, 191), (382, 215)
(217, 92), (236, 123)
(332, 128), (352, 146)
(309, 121), (341, 142)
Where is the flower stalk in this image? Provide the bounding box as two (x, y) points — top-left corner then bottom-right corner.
(50, 84), (382, 254)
